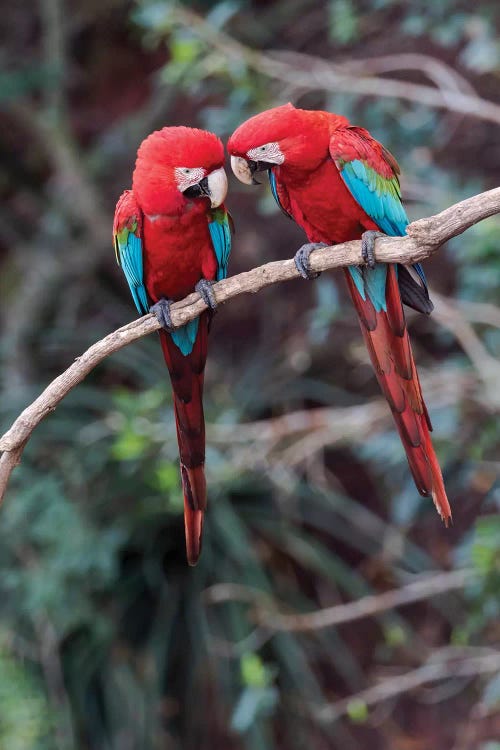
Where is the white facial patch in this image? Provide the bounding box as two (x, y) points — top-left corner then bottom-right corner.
(174, 166), (206, 193)
(247, 142), (284, 164)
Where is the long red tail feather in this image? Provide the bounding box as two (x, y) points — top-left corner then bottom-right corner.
(344, 266), (452, 524)
(159, 312), (210, 565)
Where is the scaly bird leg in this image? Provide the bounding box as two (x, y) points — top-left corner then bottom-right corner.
(150, 298), (174, 331)
(195, 279), (218, 311)
(294, 242), (327, 280)
(361, 230), (385, 269)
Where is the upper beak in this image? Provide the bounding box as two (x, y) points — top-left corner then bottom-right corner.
(205, 166), (228, 208)
(231, 155), (255, 185)
(230, 155), (271, 186)
(183, 166), (228, 207)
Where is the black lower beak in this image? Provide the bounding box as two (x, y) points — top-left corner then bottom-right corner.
(183, 176), (210, 199)
(248, 159), (275, 185)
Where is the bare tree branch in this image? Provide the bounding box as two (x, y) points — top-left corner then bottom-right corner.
(314, 651), (500, 723)
(208, 369), (474, 472)
(204, 568), (475, 633)
(1, 187), (500, 502)
(331, 53), (477, 97)
(203, 570), (475, 658)
(170, 7), (500, 126)
(431, 293), (500, 406)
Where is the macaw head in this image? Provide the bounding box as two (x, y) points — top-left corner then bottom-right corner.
(132, 126), (228, 215)
(228, 103), (342, 184)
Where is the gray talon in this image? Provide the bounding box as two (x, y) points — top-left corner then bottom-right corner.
(294, 242), (327, 280)
(150, 298), (174, 331)
(361, 230), (384, 269)
(195, 279), (217, 310)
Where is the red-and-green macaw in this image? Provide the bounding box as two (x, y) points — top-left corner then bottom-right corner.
(113, 127), (231, 565)
(228, 103), (451, 524)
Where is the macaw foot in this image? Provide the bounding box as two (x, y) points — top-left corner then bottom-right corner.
(294, 242), (327, 280)
(361, 230), (385, 270)
(195, 279), (217, 311)
(150, 297), (174, 331)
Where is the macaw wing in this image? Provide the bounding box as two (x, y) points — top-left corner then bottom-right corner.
(330, 126), (408, 237)
(208, 207), (233, 281)
(113, 190), (149, 315)
(330, 127), (432, 314)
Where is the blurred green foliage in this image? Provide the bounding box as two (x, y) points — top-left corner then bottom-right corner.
(0, 0), (499, 748)
(0, 640), (53, 750)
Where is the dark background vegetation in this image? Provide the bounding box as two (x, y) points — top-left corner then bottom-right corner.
(0, 1), (499, 748)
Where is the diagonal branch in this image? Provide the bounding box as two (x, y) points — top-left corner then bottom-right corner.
(204, 568), (475, 633)
(207, 369), (473, 471)
(314, 650), (500, 723)
(1, 187), (500, 502)
(203, 569), (475, 658)
(170, 6), (500, 127)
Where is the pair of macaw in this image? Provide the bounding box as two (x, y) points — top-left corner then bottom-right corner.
(114, 104), (451, 566)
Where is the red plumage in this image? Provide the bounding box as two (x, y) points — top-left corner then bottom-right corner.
(114, 127), (227, 564)
(344, 267), (450, 521)
(132, 127), (223, 301)
(159, 314), (210, 563)
(229, 104), (451, 523)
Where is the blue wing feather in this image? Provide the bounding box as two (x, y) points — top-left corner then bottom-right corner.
(170, 318), (199, 355)
(348, 264), (388, 313)
(412, 262), (428, 289)
(115, 197), (206, 356)
(115, 231), (149, 315)
(336, 156), (430, 311)
(268, 170), (292, 219)
(170, 209), (232, 355)
(208, 210), (232, 281)
(173, 209), (232, 354)
(118, 229), (200, 356)
(340, 159), (408, 237)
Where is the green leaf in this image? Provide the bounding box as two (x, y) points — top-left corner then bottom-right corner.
(170, 35), (202, 65)
(384, 623), (407, 647)
(154, 462), (180, 493)
(112, 428), (148, 460)
(241, 652), (269, 688)
(329, 0), (358, 44)
(346, 698), (369, 723)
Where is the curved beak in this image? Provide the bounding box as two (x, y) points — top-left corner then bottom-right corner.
(230, 155), (275, 186)
(182, 166), (228, 208)
(206, 166), (228, 208)
(230, 155), (255, 185)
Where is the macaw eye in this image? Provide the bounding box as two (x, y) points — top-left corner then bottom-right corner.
(252, 145), (269, 155)
(175, 166), (207, 193)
